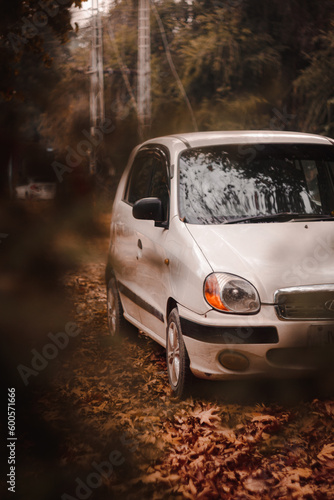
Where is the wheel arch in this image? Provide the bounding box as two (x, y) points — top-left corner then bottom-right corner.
(166, 297), (178, 323)
(166, 301), (193, 398)
(105, 260), (114, 286)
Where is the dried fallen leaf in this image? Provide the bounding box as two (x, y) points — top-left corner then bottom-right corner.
(317, 443), (334, 462)
(188, 477), (197, 495)
(251, 414), (278, 424)
(22, 218), (334, 500)
(286, 467), (313, 479)
(191, 406), (221, 426)
(325, 402), (334, 416)
(244, 475), (268, 493)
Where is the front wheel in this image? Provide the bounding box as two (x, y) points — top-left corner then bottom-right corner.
(166, 308), (192, 398)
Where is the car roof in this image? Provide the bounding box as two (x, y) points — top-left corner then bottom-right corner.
(143, 130), (333, 149)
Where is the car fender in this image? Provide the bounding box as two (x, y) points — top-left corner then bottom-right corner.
(164, 216), (213, 315)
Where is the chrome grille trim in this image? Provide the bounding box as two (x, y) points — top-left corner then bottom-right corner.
(274, 285), (334, 320)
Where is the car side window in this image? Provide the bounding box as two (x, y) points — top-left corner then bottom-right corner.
(126, 155), (154, 205)
(125, 148), (170, 222)
(150, 156), (169, 221)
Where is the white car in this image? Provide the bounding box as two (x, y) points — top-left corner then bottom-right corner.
(106, 131), (334, 397)
(15, 179), (56, 200)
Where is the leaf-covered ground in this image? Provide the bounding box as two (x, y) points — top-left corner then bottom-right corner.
(1, 203), (334, 500)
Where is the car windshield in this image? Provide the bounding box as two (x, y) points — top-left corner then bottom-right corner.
(178, 143), (334, 224)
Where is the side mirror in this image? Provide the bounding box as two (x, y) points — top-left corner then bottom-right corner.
(133, 197), (164, 223)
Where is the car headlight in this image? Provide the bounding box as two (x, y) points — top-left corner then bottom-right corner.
(204, 273), (260, 314)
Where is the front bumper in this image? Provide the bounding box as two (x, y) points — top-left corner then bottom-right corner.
(178, 304), (334, 380)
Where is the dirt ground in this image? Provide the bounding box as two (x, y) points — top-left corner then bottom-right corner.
(1, 201), (334, 500)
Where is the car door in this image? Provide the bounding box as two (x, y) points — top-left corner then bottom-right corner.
(111, 152), (155, 323)
(123, 147), (171, 344)
(134, 148), (171, 343)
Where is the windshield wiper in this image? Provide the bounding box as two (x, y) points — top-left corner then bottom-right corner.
(223, 212), (334, 224)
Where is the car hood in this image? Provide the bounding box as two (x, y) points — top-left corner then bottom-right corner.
(186, 221), (334, 303)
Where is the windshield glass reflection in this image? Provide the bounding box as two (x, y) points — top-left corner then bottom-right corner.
(179, 144), (334, 224)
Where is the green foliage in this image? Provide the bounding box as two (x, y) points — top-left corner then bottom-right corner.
(0, 1), (84, 135)
(294, 28), (334, 133)
(2, 0), (334, 187)
(54, 0), (333, 176)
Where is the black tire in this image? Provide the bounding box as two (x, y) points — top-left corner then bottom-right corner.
(166, 308), (193, 398)
(107, 277), (125, 342)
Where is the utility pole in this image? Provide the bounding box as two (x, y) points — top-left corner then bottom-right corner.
(90, 0), (105, 175)
(138, 0), (151, 141)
